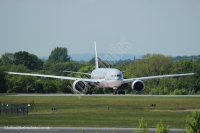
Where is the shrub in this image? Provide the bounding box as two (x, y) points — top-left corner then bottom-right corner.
(133, 117), (149, 133)
(156, 120), (170, 133)
(185, 111), (200, 133)
(172, 88), (188, 95)
(149, 87), (169, 95)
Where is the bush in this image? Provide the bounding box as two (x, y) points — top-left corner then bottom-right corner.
(188, 89), (195, 95)
(197, 91), (200, 94)
(156, 120), (170, 133)
(172, 88), (188, 95)
(149, 86), (169, 95)
(133, 117), (149, 133)
(185, 111), (200, 133)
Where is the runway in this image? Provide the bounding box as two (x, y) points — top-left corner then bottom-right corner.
(7, 93), (200, 97)
(0, 127), (185, 133)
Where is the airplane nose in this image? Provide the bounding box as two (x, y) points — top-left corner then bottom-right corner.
(113, 77), (120, 80)
(117, 77), (122, 80)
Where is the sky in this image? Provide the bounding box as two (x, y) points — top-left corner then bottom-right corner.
(0, 0), (200, 58)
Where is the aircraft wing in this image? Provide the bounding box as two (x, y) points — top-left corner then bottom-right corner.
(123, 73), (195, 84)
(63, 71), (91, 75)
(5, 72), (98, 83)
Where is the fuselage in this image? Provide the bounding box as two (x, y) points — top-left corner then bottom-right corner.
(90, 68), (123, 89)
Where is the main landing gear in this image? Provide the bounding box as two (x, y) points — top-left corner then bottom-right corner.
(85, 90), (92, 95)
(85, 88), (92, 95)
(118, 90), (125, 95)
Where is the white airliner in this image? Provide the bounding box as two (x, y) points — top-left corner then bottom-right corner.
(6, 42), (195, 95)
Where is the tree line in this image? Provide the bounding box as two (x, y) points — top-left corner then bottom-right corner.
(0, 47), (200, 94)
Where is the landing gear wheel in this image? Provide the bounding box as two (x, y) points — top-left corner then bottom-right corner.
(118, 91), (125, 95)
(118, 85), (126, 95)
(89, 90), (92, 95)
(85, 90), (92, 95)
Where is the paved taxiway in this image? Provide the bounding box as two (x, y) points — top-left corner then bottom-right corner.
(0, 127), (185, 133)
(8, 93), (200, 97)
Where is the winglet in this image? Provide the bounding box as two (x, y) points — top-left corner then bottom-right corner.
(94, 41), (98, 69)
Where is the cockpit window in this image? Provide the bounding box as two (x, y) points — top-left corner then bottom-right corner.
(111, 74), (121, 77)
(117, 74), (121, 77)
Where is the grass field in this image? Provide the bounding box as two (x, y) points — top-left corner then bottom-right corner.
(0, 94), (200, 128)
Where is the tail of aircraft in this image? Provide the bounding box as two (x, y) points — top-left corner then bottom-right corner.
(94, 41), (99, 69)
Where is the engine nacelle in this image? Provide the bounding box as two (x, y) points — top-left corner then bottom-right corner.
(73, 80), (87, 93)
(131, 80), (145, 92)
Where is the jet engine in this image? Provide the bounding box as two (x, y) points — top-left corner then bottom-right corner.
(131, 80), (145, 92)
(73, 80), (87, 93)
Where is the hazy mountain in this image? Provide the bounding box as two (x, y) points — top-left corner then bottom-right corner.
(40, 53), (142, 61)
(39, 54), (200, 62)
(173, 55), (200, 61)
(71, 53), (142, 61)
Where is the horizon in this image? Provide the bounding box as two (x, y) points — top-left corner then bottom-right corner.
(39, 52), (199, 61)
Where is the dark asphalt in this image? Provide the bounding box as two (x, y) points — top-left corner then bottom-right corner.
(0, 127), (185, 133)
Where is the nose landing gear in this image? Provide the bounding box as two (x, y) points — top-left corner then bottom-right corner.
(113, 89), (117, 95)
(113, 88), (125, 95)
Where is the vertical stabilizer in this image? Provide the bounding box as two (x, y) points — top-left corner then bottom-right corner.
(94, 41), (99, 69)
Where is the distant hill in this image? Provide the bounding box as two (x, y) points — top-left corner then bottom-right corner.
(39, 54), (200, 62)
(70, 53), (141, 61)
(173, 55), (200, 61)
(40, 53), (142, 61)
